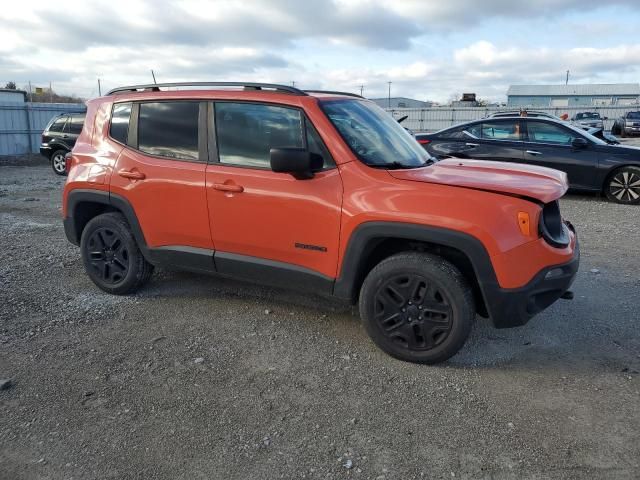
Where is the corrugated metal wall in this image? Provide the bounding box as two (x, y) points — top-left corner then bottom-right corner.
(0, 102), (86, 155)
(385, 105), (640, 133)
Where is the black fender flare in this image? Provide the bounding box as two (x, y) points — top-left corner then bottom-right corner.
(332, 221), (499, 313)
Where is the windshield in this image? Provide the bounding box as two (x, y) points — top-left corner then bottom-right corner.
(576, 112), (600, 120)
(627, 112), (640, 119)
(320, 99), (431, 168)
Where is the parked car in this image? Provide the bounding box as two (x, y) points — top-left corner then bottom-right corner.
(571, 112), (605, 129)
(40, 113), (85, 175)
(487, 110), (563, 121)
(585, 127), (620, 145)
(62, 82), (578, 364)
(416, 116), (640, 204)
(612, 111), (640, 137)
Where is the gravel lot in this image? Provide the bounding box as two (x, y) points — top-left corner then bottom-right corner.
(1, 153), (639, 479)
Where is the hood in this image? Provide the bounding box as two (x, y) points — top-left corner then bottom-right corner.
(389, 159), (568, 203)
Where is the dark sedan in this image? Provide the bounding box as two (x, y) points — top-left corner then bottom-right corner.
(416, 117), (640, 204)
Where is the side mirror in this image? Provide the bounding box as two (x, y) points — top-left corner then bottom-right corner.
(603, 116), (608, 120)
(270, 148), (316, 180)
(572, 137), (589, 149)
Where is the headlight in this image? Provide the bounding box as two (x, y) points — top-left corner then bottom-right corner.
(539, 201), (570, 248)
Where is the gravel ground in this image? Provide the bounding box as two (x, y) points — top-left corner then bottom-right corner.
(1, 155), (639, 480)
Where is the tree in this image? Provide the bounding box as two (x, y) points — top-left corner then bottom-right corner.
(4, 81), (17, 90)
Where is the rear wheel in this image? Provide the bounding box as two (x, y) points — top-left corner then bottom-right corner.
(51, 149), (68, 176)
(359, 252), (474, 364)
(80, 212), (154, 294)
(605, 166), (640, 204)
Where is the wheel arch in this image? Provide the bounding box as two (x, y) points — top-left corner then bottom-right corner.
(64, 190), (148, 253)
(333, 222), (498, 317)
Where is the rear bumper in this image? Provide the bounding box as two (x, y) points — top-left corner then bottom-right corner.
(485, 234), (579, 329)
(40, 146), (52, 158)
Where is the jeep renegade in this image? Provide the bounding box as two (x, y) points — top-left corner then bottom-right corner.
(63, 82), (579, 364)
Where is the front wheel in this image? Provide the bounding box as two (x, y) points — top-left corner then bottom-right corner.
(51, 149), (68, 176)
(605, 166), (640, 204)
(359, 252), (475, 364)
(80, 212), (154, 294)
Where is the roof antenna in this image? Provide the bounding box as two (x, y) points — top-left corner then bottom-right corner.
(151, 69), (157, 84)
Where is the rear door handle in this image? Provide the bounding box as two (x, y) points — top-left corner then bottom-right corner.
(526, 150), (542, 156)
(465, 143), (479, 147)
(213, 183), (244, 193)
(118, 169), (146, 180)
(62, 135), (69, 139)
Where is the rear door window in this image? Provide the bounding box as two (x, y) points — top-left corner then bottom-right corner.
(480, 120), (522, 141)
(138, 102), (200, 161)
(68, 115), (85, 135)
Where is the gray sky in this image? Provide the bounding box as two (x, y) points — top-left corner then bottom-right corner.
(1, 0), (639, 102)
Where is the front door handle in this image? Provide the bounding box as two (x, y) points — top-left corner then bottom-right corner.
(526, 150), (542, 156)
(213, 183), (244, 193)
(465, 143), (479, 147)
(118, 169), (146, 180)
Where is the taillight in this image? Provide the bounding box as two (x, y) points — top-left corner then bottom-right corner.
(65, 153), (73, 173)
(417, 138), (431, 145)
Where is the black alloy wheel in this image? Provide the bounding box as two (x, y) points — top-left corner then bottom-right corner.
(359, 252), (474, 364)
(373, 273), (453, 351)
(86, 227), (130, 285)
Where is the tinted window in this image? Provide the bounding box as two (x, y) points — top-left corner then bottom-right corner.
(527, 122), (575, 145)
(445, 124), (481, 139)
(110, 103), (132, 144)
(138, 102), (199, 161)
(68, 115), (85, 135)
(48, 117), (67, 133)
(481, 120), (521, 140)
(215, 102), (303, 168)
(627, 112), (640, 119)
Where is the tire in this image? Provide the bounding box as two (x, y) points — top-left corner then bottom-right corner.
(359, 252), (475, 364)
(80, 212), (154, 294)
(51, 149), (68, 176)
(604, 166), (640, 205)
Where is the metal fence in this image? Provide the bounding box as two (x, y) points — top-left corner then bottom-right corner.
(385, 105), (639, 133)
(0, 102), (86, 156)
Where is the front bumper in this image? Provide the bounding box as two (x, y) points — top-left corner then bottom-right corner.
(485, 235), (580, 329)
(623, 126), (640, 135)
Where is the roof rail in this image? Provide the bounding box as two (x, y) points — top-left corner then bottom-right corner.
(106, 82), (307, 96)
(304, 90), (364, 99)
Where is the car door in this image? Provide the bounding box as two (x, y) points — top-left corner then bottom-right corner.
(522, 120), (600, 190)
(205, 101), (343, 291)
(109, 101), (214, 255)
(44, 115), (70, 151)
(431, 120), (524, 163)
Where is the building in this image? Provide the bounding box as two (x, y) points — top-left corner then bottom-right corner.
(451, 93), (479, 107)
(370, 97), (433, 108)
(507, 83), (640, 107)
(0, 89), (27, 103)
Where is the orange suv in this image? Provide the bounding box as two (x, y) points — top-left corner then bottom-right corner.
(63, 82), (579, 364)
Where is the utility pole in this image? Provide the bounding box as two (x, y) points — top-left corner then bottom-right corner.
(49, 81), (52, 103)
(28, 81), (32, 102)
(388, 81), (392, 108)
(97, 78), (102, 96)
(151, 70), (157, 84)
(565, 70), (570, 85)
(359, 85), (364, 97)
(292, 81), (296, 87)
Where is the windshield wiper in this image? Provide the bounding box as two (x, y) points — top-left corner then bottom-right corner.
(367, 160), (429, 170)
